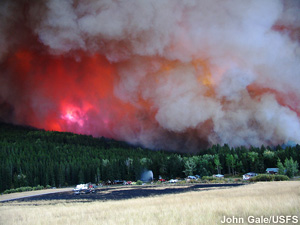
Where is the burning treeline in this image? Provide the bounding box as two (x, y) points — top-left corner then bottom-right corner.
(0, 0), (299, 152)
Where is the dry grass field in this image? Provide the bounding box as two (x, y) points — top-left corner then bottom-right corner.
(0, 181), (299, 225)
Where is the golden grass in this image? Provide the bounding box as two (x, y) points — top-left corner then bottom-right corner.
(1, 181), (299, 225)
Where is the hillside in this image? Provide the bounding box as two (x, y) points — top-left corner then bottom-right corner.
(0, 122), (179, 192)
(0, 122), (299, 192)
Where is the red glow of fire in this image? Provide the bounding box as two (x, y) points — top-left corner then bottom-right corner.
(61, 105), (85, 126)
(2, 47), (159, 139)
(4, 49), (115, 131)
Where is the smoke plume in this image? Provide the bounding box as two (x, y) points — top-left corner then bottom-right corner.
(0, 0), (299, 152)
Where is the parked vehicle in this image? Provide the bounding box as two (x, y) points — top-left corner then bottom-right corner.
(213, 174), (224, 178)
(243, 172), (258, 180)
(73, 184), (88, 194)
(123, 181), (132, 185)
(169, 179), (178, 183)
(113, 180), (124, 185)
(89, 184), (96, 193)
(73, 183), (96, 194)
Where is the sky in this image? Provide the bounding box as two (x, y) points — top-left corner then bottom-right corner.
(0, 0), (299, 152)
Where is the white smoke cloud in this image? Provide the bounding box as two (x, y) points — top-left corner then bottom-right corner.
(33, 0), (85, 53)
(216, 68), (256, 101)
(0, 0), (300, 151)
(143, 64), (222, 132)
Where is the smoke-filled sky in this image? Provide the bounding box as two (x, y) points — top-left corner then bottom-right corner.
(0, 0), (300, 152)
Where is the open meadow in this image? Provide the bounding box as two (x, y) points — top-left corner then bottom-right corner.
(1, 181), (300, 225)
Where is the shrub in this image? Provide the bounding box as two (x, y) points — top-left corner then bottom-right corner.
(177, 180), (186, 184)
(273, 175), (289, 181)
(3, 189), (11, 194)
(2, 185), (45, 195)
(16, 188), (22, 192)
(202, 176), (217, 181)
(189, 179), (198, 183)
(250, 174), (273, 182)
(37, 185), (44, 190)
(136, 180), (143, 185)
(250, 174), (289, 182)
(33, 185), (44, 191)
(10, 189), (17, 193)
(20, 186), (33, 192)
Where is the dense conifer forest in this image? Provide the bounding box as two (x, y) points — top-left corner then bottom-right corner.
(0, 122), (299, 192)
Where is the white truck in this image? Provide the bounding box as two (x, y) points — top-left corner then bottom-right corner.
(73, 183), (95, 194)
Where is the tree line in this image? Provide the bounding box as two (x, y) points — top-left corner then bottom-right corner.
(0, 122), (299, 192)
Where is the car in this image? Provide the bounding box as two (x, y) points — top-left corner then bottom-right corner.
(213, 174), (224, 178)
(188, 176), (197, 180)
(169, 179), (178, 183)
(158, 179), (166, 182)
(243, 172), (258, 180)
(88, 184), (96, 193)
(113, 180), (124, 185)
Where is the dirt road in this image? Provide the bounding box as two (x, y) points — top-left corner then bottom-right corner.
(0, 188), (73, 202)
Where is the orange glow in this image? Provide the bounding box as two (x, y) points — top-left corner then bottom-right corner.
(192, 59), (216, 97)
(2, 48), (149, 138)
(192, 59), (213, 87)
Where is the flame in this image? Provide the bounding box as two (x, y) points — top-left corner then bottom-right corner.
(61, 105), (85, 126)
(3, 48), (129, 135)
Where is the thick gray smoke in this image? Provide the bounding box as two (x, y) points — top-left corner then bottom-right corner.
(0, 0), (299, 152)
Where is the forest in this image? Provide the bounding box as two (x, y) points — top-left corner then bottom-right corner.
(0, 122), (299, 192)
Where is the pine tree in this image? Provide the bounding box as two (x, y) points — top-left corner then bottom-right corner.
(284, 158), (299, 178)
(277, 159), (285, 175)
(214, 155), (222, 174)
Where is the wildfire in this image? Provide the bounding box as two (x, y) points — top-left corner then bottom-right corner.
(0, 0), (299, 152)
